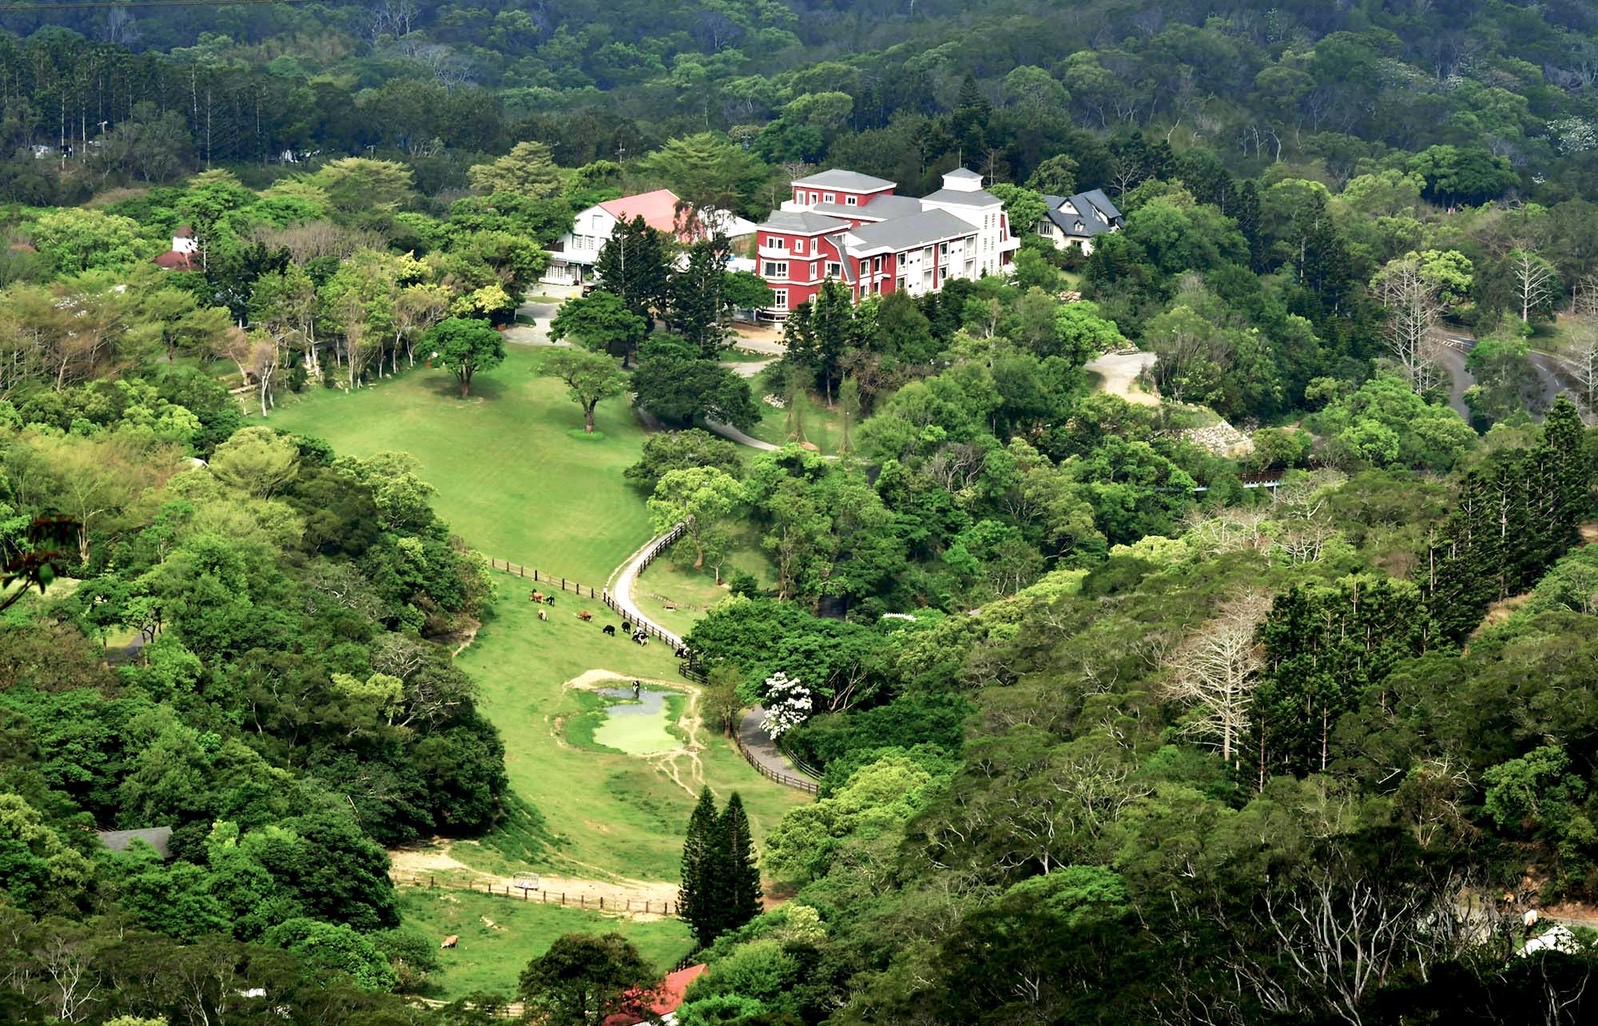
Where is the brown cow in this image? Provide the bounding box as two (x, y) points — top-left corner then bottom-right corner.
(440, 935), (458, 949)
(578, 610), (594, 621)
(530, 590), (544, 603)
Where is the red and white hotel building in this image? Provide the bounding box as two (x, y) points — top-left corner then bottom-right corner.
(755, 168), (1019, 317)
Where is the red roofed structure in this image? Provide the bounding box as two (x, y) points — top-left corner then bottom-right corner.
(602, 963), (707, 1026)
(542, 189), (758, 287)
(153, 226), (200, 271)
(597, 189), (682, 236)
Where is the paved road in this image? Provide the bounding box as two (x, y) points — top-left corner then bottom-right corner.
(738, 706), (813, 782)
(1432, 343), (1475, 421)
(604, 530), (686, 651)
(705, 417), (780, 450)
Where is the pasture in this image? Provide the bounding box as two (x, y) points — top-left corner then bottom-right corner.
(397, 888), (692, 1001)
(451, 574), (808, 883)
(267, 347), (649, 585)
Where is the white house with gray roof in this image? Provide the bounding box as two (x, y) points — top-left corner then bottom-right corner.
(753, 167), (1018, 316)
(1036, 189), (1123, 255)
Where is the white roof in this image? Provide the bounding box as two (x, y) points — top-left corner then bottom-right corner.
(792, 169), (896, 192)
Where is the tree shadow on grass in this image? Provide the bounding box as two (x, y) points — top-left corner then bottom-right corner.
(428, 375), (508, 402)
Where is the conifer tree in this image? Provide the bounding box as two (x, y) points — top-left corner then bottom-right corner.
(594, 215), (671, 323)
(678, 786), (722, 946)
(718, 792), (762, 935)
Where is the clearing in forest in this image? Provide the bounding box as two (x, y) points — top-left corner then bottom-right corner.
(266, 346), (648, 585)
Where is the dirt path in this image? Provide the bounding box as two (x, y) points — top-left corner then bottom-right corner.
(1085, 351), (1158, 406)
(389, 846), (680, 917)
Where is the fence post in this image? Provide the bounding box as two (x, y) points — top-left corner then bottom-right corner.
(534, 569), (539, 582)
(562, 578), (566, 589)
(599, 897), (604, 909)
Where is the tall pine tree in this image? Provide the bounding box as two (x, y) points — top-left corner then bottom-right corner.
(594, 215), (671, 324)
(718, 792), (762, 935)
(679, 786), (723, 946)
(678, 789), (762, 946)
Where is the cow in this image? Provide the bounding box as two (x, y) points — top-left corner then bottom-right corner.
(621, 620), (632, 634)
(529, 590), (544, 603)
(601, 624), (616, 636)
(538, 609), (548, 621)
(578, 610), (594, 622)
(633, 630), (649, 645)
(545, 594), (556, 606)
(441, 935), (458, 950)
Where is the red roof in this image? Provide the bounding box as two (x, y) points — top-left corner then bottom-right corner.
(602, 963), (707, 1026)
(154, 250), (195, 270)
(599, 189), (682, 236)
(174, 225), (195, 238)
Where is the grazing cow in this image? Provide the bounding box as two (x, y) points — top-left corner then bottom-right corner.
(621, 620), (631, 634)
(545, 594), (556, 606)
(578, 610), (594, 622)
(538, 609), (548, 621)
(601, 624), (616, 636)
(530, 590), (544, 603)
(441, 935), (458, 949)
(633, 630), (649, 645)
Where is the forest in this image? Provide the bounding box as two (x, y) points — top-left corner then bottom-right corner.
(6, 0), (1598, 1024)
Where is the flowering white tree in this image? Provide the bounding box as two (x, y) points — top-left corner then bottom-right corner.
(760, 672), (812, 738)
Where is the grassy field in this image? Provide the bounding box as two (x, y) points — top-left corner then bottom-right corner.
(263, 348), (808, 903)
(454, 572), (809, 882)
(397, 888), (692, 1001)
(746, 399), (848, 455)
(267, 347), (650, 585)
(629, 536), (776, 640)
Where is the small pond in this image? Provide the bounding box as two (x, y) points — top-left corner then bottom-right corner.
(589, 685), (681, 755)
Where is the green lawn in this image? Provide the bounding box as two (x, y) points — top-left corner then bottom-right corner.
(746, 399), (848, 455)
(630, 536), (776, 640)
(264, 350), (809, 886)
(267, 348), (650, 585)
(453, 572), (809, 882)
(398, 888), (692, 1001)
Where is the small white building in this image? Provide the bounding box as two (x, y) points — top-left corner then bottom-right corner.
(542, 189), (756, 287)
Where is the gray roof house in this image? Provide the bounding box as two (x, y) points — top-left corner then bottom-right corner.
(1038, 190), (1124, 253)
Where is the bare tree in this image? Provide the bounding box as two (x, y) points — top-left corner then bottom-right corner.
(1561, 312), (1598, 418)
(1512, 247), (1556, 324)
(1372, 254), (1444, 394)
(1163, 590), (1270, 765)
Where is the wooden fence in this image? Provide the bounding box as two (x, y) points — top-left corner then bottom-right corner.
(393, 873), (678, 916)
(733, 731), (819, 794)
(487, 558), (599, 599)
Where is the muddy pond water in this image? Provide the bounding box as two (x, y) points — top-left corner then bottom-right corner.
(590, 685), (681, 755)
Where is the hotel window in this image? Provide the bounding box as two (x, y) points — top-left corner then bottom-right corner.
(939, 242), (948, 256)
(826, 262), (841, 277)
(794, 239), (805, 254)
(874, 256), (882, 271)
(763, 261), (789, 278)
(823, 193), (835, 203)
(768, 237), (785, 250)
(846, 195), (858, 206)
(773, 289), (788, 310)
(809, 191), (818, 203)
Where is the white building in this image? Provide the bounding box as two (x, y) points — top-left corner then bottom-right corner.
(542, 189), (757, 287)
